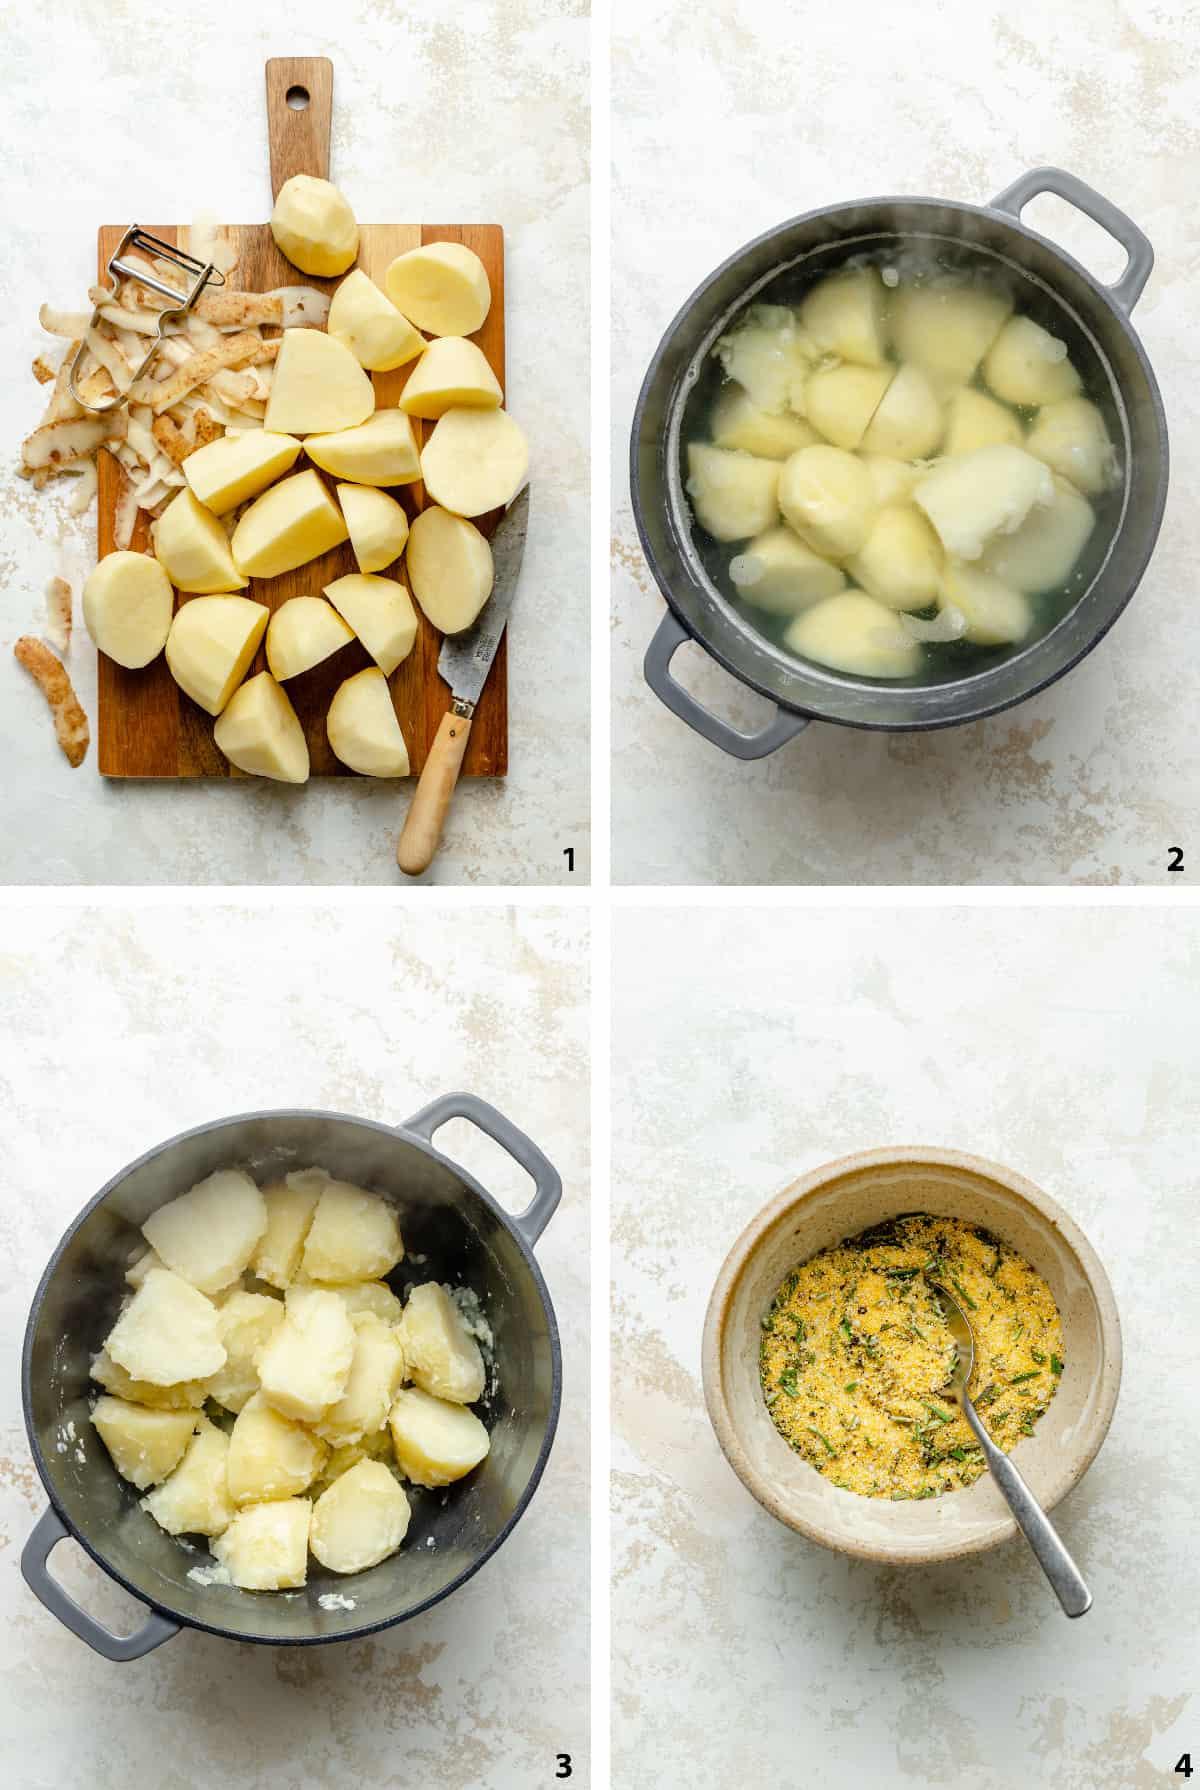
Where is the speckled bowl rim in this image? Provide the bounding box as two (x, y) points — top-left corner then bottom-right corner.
(701, 1147), (1122, 1565)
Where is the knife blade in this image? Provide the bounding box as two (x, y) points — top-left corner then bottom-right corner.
(437, 484), (529, 713)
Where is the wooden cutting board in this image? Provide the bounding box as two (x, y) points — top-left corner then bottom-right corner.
(96, 57), (507, 779)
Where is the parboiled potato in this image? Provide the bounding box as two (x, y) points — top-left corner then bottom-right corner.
(143, 1168), (267, 1296)
(165, 596), (269, 716)
(183, 430), (302, 516)
(981, 475), (1095, 593)
(846, 504), (943, 612)
(714, 304), (817, 415)
(862, 456), (921, 507)
(141, 1418), (234, 1537)
(710, 384), (820, 459)
(1026, 396), (1117, 496)
(685, 443), (779, 542)
(327, 668), (411, 778)
(104, 1268), (226, 1385)
(338, 484), (410, 574)
(152, 489), (247, 594)
(398, 336), (502, 418)
(799, 267), (887, 367)
(804, 363), (894, 452)
(252, 1173), (325, 1288)
(324, 572), (419, 675)
(213, 672), (310, 785)
(328, 268), (425, 371)
(890, 280), (1013, 392)
(778, 444), (876, 561)
(389, 1386), (490, 1488)
(861, 363), (943, 459)
(940, 559), (1033, 645)
(91, 1346), (208, 1410)
(300, 1278), (406, 1325)
(982, 314), (1082, 408)
(729, 524), (845, 616)
(205, 1291), (286, 1413)
(914, 444), (1054, 560)
(231, 468), (350, 580)
(310, 1459), (411, 1573)
(126, 1247), (167, 1289)
(306, 410), (421, 487)
(263, 328), (375, 435)
(90, 1396), (197, 1491)
(420, 408), (529, 517)
(405, 505), (493, 633)
(302, 1176), (405, 1282)
(385, 241), (492, 337)
(266, 595), (354, 681)
(784, 590), (923, 679)
(227, 1392), (328, 1504)
(270, 174), (358, 277)
(400, 1283), (485, 1405)
(315, 1312), (407, 1446)
(312, 1434), (393, 1495)
(82, 551), (174, 669)
(212, 1497), (311, 1589)
(943, 386), (1023, 456)
(257, 1286), (357, 1424)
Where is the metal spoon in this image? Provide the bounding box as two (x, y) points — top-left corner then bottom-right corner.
(929, 1279), (1092, 1617)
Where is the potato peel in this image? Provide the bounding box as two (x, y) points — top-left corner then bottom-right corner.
(14, 636), (89, 767)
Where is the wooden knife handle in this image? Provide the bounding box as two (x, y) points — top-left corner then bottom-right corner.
(265, 58), (334, 198)
(397, 710), (473, 876)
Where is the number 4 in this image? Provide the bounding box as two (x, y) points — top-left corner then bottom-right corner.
(1176, 1754), (1193, 1778)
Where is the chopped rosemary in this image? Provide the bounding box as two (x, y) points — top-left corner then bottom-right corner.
(1009, 1370), (1041, 1384)
(778, 1367), (800, 1397)
(840, 1317), (854, 1342)
(1029, 1347), (1046, 1364)
(844, 1381), (858, 1393)
(808, 1427), (836, 1457)
(1050, 1354), (1064, 1375)
(949, 1274), (978, 1311)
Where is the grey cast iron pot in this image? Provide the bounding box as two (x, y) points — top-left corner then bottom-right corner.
(20, 1094), (562, 1659)
(632, 167), (1169, 759)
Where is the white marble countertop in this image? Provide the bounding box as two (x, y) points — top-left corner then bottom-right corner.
(612, 902), (1198, 1787)
(612, 0), (1197, 885)
(0, 899), (589, 1788)
(1, 0), (589, 886)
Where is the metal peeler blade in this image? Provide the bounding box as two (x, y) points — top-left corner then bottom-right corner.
(69, 226), (225, 414)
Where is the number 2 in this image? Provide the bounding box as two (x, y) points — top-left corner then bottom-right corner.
(1168, 847), (1185, 873)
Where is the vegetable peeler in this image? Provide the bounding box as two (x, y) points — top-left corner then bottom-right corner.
(68, 226), (225, 413)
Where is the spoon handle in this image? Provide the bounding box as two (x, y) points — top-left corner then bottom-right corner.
(962, 1400), (1092, 1617)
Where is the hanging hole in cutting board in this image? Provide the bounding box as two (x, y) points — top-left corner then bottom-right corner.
(286, 85), (310, 110)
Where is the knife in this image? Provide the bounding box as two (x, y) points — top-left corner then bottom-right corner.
(397, 485), (529, 875)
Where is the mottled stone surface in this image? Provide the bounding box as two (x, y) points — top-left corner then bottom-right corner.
(612, 0), (1194, 885)
(2, 0), (589, 885)
(0, 902), (588, 1787)
(612, 904), (1197, 1786)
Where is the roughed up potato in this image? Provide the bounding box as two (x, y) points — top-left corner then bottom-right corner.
(685, 443), (779, 542)
(312, 1428), (398, 1495)
(231, 468), (350, 580)
(890, 280), (1013, 392)
(384, 242), (491, 337)
(943, 387), (1023, 456)
(90, 1396), (197, 1491)
(328, 269), (425, 371)
(860, 363), (943, 459)
(143, 1168), (268, 1296)
(212, 1497), (311, 1589)
(389, 1386), (490, 1488)
(264, 329), (375, 435)
(307, 1279), (406, 1325)
(266, 596), (354, 682)
(270, 175), (358, 277)
(983, 314), (1082, 408)
(398, 336), (502, 418)
(914, 445), (1054, 560)
(204, 1292), (286, 1413)
(257, 1286), (357, 1424)
(804, 364), (894, 452)
(327, 668), (411, 778)
(799, 267), (887, 367)
(1026, 396), (1117, 496)
(729, 525), (845, 616)
(91, 1345), (208, 1410)
(940, 559), (1033, 645)
(252, 1174), (325, 1288)
(710, 384), (819, 459)
(141, 1417), (234, 1536)
(301, 1177), (405, 1282)
(227, 1392), (328, 1505)
(213, 672), (310, 785)
(315, 1312), (407, 1446)
(714, 304), (817, 415)
(846, 504), (943, 612)
(125, 1247), (167, 1288)
(104, 1268), (226, 1386)
(82, 551), (174, 669)
(980, 475), (1095, 593)
(399, 1283), (485, 1405)
(405, 506), (493, 633)
(338, 484), (410, 574)
(152, 489), (247, 594)
(183, 431), (302, 516)
(310, 1459), (411, 1573)
(784, 590), (922, 679)
(165, 596), (269, 716)
(778, 444), (876, 561)
(323, 573), (419, 676)
(305, 410), (421, 486)
(420, 408), (529, 517)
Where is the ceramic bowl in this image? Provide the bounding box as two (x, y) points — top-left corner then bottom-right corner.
(701, 1147), (1121, 1564)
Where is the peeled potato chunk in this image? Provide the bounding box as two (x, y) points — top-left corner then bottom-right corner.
(306, 410), (421, 487)
(983, 314), (1082, 408)
(862, 456), (921, 507)
(327, 668), (411, 777)
(142, 1418), (234, 1537)
(315, 1312), (408, 1446)
(805, 364), (894, 451)
(214, 672), (310, 785)
(385, 241), (491, 337)
(227, 1392), (328, 1505)
(686, 442), (779, 542)
(91, 1346), (208, 1410)
(183, 430), (302, 516)
(310, 1459), (411, 1573)
(91, 1396), (197, 1491)
(205, 1292), (285, 1414)
(406, 506), (493, 633)
(914, 445), (1054, 560)
(143, 1168), (268, 1296)
(890, 280), (1013, 393)
(400, 1282), (485, 1405)
(306, 1279), (406, 1325)
(312, 1432), (397, 1495)
(270, 174), (358, 277)
(328, 268), (425, 372)
(257, 1286), (356, 1424)
(266, 595), (354, 682)
(398, 336), (502, 419)
(861, 364), (943, 459)
(729, 525), (845, 616)
(252, 1173), (325, 1289)
(165, 596), (269, 716)
(799, 267), (887, 367)
(778, 444), (876, 561)
(324, 572), (419, 676)
(152, 489), (247, 594)
(846, 505), (943, 612)
(302, 1176), (405, 1282)
(338, 484), (410, 574)
(711, 384), (819, 459)
(981, 475), (1095, 593)
(715, 304), (817, 415)
(212, 1497), (311, 1589)
(105, 1269), (226, 1385)
(784, 590), (922, 679)
(944, 387), (1023, 456)
(389, 1386), (490, 1489)
(940, 559), (1033, 646)
(82, 551), (174, 669)
(126, 1247), (167, 1289)
(263, 328), (375, 436)
(1026, 396), (1117, 496)
(420, 407), (529, 517)
(231, 468), (350, 580)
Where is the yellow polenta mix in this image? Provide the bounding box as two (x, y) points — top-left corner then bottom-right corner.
(759, 1213), (1064, 1500)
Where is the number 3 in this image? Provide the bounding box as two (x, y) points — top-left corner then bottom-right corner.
(555, 1756), (573, 1780)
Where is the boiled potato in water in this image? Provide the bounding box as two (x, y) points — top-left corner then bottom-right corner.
(799, 267), (887, 367)
(686, 442), (780, 542)
(940, 559), (1033, 646)
(983, 315), (1082, 408)
(715, 304), (817, 414)
(860, 363), (942, 459)
(784, 590), (922, 679)
(804, 364), (894, 452)
(846, 505), (942, 612)
(914, 445), (1054, 561)
(711, 384), (819, 459)
(943, 387), (1023, 456)
(890, 280), (1012, 392)
(778, 445), (876, 560)
(980, 475), (1094, 593)
(1026, 396), (1116, 496)
(730, 525), (845, 615)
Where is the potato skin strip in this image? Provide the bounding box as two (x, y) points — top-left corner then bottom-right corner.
(14, 636), (89, 766)
(132, 331), (269, 413)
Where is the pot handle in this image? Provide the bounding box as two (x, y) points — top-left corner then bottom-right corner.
(404, 1092), (562, 1248)
(990, 166), (1154, 314)
(21, 1506), (180, 1662)
(644, 610), (811, 760)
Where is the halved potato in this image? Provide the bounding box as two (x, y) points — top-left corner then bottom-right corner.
(420, 408), (528, 517)
(266, 596), (354, 681)
(204, 1291), (285, 1414)
(385, 242), (491, 337)
(83, 551), (174, 668)
(686, 443), (779, 543)
(914, 445), (1054, 560)
(389, 1386), (490, 1488)
(804, 364), (894, 452)
(214, 672), (310, 784)
(1026, 397), (1117, 496)
(104, 1268), (225, 1385)
(183, 431), (302, 515)
(301, 1177), (405, 1282)
(981, 475), (1094, 592)
(212, 1497), (311, 1589)
(338, 483), (410, 573)
(861, 456), (921, 507)
(710, 385), (819, 459)
(405, 506), (493, 633)
(324, 573), (419, 675)
(398, 336), (502, 418)
(729, 525), (845, 616)
(890, 280), (1013, 392)
(165, 596), (269, 715)
(940, 560), (1033, 645)
(328, 268), (425, 371)
(784, 590), (922, 679)
(310, 1459), (410, 1573)
(943, 387), (1023, 456)
(305, 410), (421, 486)
(143, 1167), (267, 1295)
(778, 444), (876, 560)
(263, 329), (375, 435)
(152, 489), (247, 594)
(141, 1418), (234, 1537)
(327, 668), (411, 777)
(799, 267), (887, 367)
(227, 1391), (328, 1504)
(846, 505), (943, 612)
(983, 315), (1082, 408)
(399, 1282), (485, 1404)
(860, 364), (943, 459)
(231, 468), (350, 580)
(90, 1396), (197, 1491)
(270, 175), (358, 277)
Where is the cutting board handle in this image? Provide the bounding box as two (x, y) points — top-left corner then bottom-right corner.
(265, 57), (334, 198)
